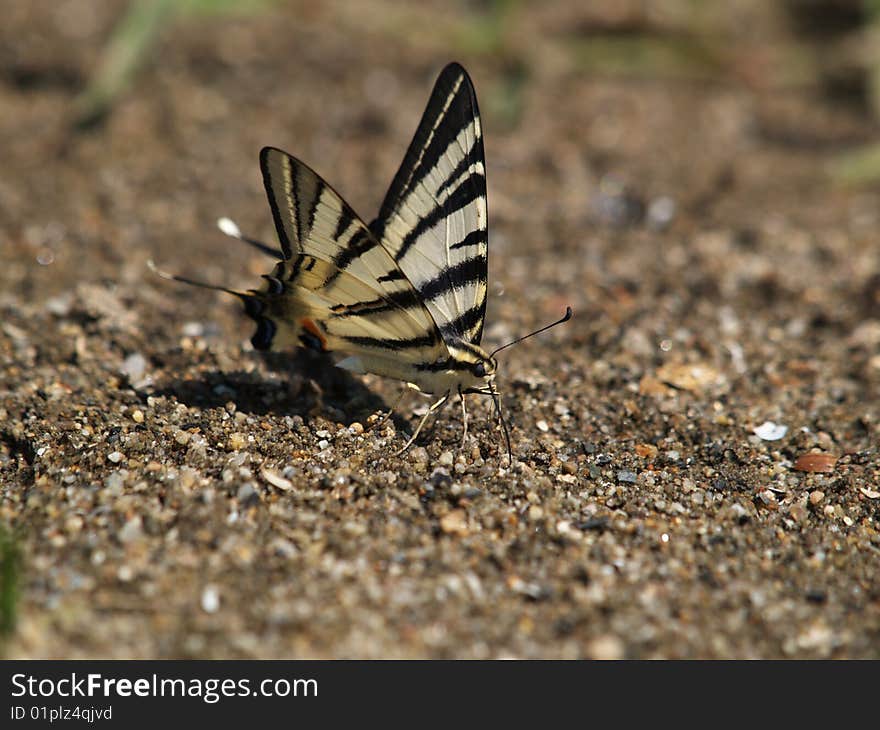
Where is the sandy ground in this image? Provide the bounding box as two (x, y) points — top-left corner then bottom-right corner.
(1, 1), (879, 658)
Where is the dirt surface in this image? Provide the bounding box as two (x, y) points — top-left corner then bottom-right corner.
(1, 1), (879, 658)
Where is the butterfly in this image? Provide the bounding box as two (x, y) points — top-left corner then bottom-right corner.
(152, 63), (570, 461)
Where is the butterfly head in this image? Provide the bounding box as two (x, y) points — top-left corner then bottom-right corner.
(470, 356), (497, 383)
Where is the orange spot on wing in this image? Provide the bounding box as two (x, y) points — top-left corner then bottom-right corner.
(301, 318), (328, 351)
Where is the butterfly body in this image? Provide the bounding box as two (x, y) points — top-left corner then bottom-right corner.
(245, 242), (498, 398)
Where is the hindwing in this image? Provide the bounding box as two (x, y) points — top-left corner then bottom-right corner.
(250, 147), (449, 375)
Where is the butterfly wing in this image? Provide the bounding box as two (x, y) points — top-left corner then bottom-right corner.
(369, 63), (488, 347)
(250, 147), (449, 379)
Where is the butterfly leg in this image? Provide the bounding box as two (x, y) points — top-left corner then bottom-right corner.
(365, 388), (406, 433)
(395, 392), (449, 456)
(458, 387), (468, 448)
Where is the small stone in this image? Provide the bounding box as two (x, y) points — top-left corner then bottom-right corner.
(201, 585), (220, 613)
(349, 422), (364, 435)
(105, 471), (126, 492)
(440, 509), (468, 535)
(182, 321), (204, 337)
(809, 490), (825, 506)
(237, 483), (257, 502)
(118, 516), (142, 543)
(131, 409), (144, 424)
(753, 421), (788, 441)
(860, 487), (880, 499)
(586, 634), (625, 660)
(635, 443), (658, 459)
(228, 433), (247, 450)
(438, 451), (454, 466)
(528, 505), (544, 521)
(536, 420), (550, 433)
(120, 352), (147, 380)
(617, 470), (637, 484)
(107, 451), (124, 464)
(261, 468), (293, 491)
(656, 361), (724, 393)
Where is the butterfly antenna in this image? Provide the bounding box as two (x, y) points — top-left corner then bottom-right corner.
(489, 381), (512, 466)
(147, 259), (249, 301)
(217, 217), (284, 259)
(489, 306), (573, 359)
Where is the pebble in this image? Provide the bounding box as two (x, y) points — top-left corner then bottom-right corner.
(228, 433), (247, 450)
(617, 470), (637, 484)
(107, 451), (124, 464)
(201, 585), (220, 613)
(753, 421), (788, 441)
(105, 471), (126, 491)
(440, 509), (468, 535)
(586, 634), (625, 660)
(237, 483), (257, 502)
(120, 352), (147, 380)
(656, 361), (724, 393)
(131, 409), (144, 424)
(536, 420), (550, 433)
(809, 491), (825, 506)
(182, 321), (204, 337)
(261, 468), (293, 491)
(438, 451), (454, 466)
(118, 516), (142, 543)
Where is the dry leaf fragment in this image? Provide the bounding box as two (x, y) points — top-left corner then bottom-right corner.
(793, 453), (837, 473)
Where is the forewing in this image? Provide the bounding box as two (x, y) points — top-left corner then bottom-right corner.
(369, 63), (488, 346)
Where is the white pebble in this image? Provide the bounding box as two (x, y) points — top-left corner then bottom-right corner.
(753, 421), (788, 441)
(120, 352), (147, 380)
(261, 468), (293, 491)
(201, 585), (220, 613)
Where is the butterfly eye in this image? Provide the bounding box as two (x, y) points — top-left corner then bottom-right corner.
(472, 362), (487, 378)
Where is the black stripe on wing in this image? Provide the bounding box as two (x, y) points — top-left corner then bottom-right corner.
(393, 172), (485, 264)
(367, 63), (489, 347)
(370, 63), (480, 244)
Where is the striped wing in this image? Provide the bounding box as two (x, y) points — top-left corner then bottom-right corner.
(251, 147), (449, 376)
(369, 63), (488, 346)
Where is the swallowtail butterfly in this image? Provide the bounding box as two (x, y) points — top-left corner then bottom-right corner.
(153, 63), (571, 460)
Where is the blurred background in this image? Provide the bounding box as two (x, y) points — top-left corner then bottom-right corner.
(3, 0), (880, 301)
